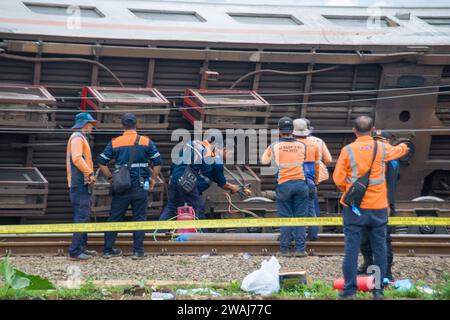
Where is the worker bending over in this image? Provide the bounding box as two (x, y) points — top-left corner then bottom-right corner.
(333, 116), (409, 299)
(196, 144), (240, 219)
(261, 117), (309, 257)
(66, 112), (97, 261)
(159, 139), (215, 221)
(98, 113), (162, 260)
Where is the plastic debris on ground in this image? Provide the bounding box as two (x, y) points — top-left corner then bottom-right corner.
(394, 279), (413, 291)
(243, 252), (251, 260)
(151, 292), (176, 300)
(175, 233), (190, 242)
(417, 286), (435, 295)
(176, 288), (221, 297)
(240, 256), (281, 296)
(201, 254), (210, 259)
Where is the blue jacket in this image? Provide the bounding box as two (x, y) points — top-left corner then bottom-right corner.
(386, 160), (399, 206)
(170, 140), (213, 185)
(197, 162), (227, 194)
(97, 130), (161, 185)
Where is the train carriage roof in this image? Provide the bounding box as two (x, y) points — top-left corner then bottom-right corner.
(1, 0), (450, 46)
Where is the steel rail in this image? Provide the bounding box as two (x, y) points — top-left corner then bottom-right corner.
(1, 233), (449, 257)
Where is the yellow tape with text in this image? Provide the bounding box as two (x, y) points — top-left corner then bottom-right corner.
(0, 217), (449, 234)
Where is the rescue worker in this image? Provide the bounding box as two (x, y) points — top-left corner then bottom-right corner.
(159, 139), (215, 221)
(196, 145), (240, 219)
(358, 130), (399, 281)
(333, 116), (409, 299)
(66, 112), (97, 261)
(261, 116), (309, 257)
(98, 113), (162, 259)
(301, 118), (333, 241)
(292, 119), (320, 236)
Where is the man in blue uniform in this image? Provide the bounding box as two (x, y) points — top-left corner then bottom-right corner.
(98, 113), (162, 259)
(159, 139), (214, 221)
(160, 139), (241, 221)
(358, 130), (399, 280)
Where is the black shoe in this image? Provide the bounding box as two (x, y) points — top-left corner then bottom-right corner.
(338, 292), (356, 300)
(103, 248), (123, 259)
(306, 237), (318, 242)
(278, 250), (291, 257)
(372, 289), (384, 300)
(131, 252), (146, 260)
(357, 264), (369, 275)
(294, 251), (308, 258)
(82, 249), (97, 256)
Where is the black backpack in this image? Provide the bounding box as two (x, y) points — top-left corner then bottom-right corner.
(111, 135), (140, 195)
(343, 141), (378, 208)
(177, 142), (204, 194)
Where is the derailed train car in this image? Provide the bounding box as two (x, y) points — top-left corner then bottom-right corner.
(0, 0), (449, 230)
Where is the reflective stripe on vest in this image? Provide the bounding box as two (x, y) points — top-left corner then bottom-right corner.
(66, 131), (89, 188)
(345, 142), (386, 186)
(271, 140), (307, 184)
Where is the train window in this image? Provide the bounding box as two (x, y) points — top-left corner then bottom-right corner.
(419, 16), (450, 27)
(24, 3), (104, 18)
(130, 9), (205, 23)
(399, 110), (411, 122)
(323, 15), (399, 28)
(228, 13), (302, 26)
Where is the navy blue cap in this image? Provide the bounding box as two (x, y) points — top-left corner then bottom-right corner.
(373, 130), (392, 140)
(121, 113), (137, 127)
(278, 116), (293, 134)
(71, 112), (97, 130)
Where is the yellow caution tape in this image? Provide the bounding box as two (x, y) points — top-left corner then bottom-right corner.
(0, 217), (449, 235)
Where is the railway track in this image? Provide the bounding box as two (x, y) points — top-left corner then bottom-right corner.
(1, 233), (449, 257)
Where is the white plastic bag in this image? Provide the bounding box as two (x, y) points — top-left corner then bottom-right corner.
(241, 256), (281, 296)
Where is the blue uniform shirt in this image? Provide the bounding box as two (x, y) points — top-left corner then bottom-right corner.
(97, 130), (161, 186)
(386, 160), (399, 206)
(197, 162), (227, 194)
(170, 140), (213, 185)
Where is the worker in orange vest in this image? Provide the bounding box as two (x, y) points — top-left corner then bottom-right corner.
(301, 118), (333, 183)
(333, 116), (409, 299)
(66, 112), (97, 261)
(261, 117), (309, 257)
(292, 118), (321, 239)
(300, 118), (333, 240)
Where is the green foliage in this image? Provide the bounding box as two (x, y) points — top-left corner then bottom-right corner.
(384, 286), (430, 299)
(278, 280), (338, 299)
(0, 255), (30, 290)
(229, 280), (241, 292)
(433, 273), (450, 300)
(14, 270), (55, 291)
(1, 255), (55, 291)
(137, 277), (149, 289)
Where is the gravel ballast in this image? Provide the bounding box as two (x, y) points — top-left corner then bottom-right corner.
(9, 255), (450, 286)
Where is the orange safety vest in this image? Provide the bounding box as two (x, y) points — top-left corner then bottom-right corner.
(333, 135), (408, 209)
(265, 138), (307, 184)
(66, 131), (94, 188)
(296, 137), (320, 184)
(307, 136), (332, 183)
